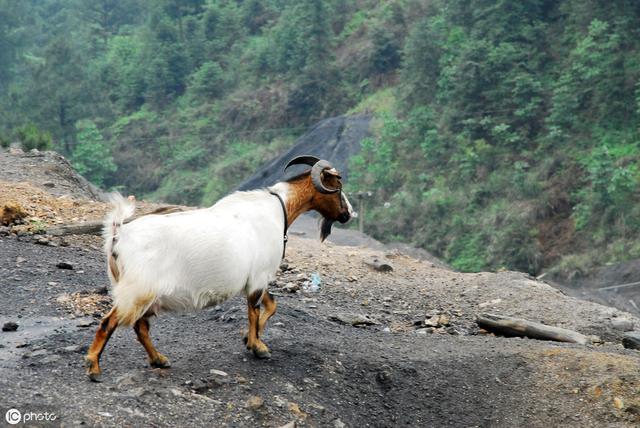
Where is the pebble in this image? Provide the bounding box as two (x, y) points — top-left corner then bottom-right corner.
(245, 395), (264, 410)
(611, 317), (634, 332)
(56, 261), (74, 270)
(210, 369), (228, 377)
(2, 321), (18, 332)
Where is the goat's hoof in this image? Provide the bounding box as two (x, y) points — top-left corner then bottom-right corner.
(252, 345), (271, 359)
(88, 372), (103, 382)
(242, 335), (248, 346)
(85, 357), (102, 382)
(150, 354), (171, 369)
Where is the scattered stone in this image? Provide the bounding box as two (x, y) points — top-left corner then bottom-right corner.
(62, 345), (81, 353)
(273, 396), (287, 408)
(15, 256), (26, 264)
(56, 261), (74, 270)
(77, 319), (95, 328)
(209, 369), (228, 377)
(97, 412), (113, 418)
(613, 397), (624, 410)
(479, 298), (502, 308)
(245, 395), (264, 410)
(2, 321), (19, 332)
(622, 331), (640, 350)
(283, 282), (300, 293)
(35, 236), (50, 245)
(30, 349), (48, 357)
(41, 355), (61, 364)
(15, 342), (29, 348)
(288, 402), (307, 419)
(278, 421), (296, 428)
(43, 181), (55, 188)
(364, 257), (394, 272)
(329, 313), (378, 326)
(333, 419), (346, 428)
(611, 317), (634, 332)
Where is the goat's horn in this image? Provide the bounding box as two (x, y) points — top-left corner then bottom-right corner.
(284, 155), (321, 171)
(311, 160), (340, 194)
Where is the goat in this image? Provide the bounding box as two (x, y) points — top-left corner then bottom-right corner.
(85, 156), (355, 381)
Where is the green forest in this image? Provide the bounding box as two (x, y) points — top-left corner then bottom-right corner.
(2, 0), (640, 277)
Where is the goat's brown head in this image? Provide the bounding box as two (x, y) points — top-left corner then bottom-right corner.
(285, 155), (356, 241)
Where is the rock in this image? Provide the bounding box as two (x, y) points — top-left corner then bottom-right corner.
(622, 331), (640, 350)
(2, 321), (19, 332)
(77, 319), (95, 328)
(62, 345), (82, 353)
(329, 313), (378, 326)
(278, 421), (296, 428)
(364, 257), (394, 272)
(611, 317), (634, 332)
(245, 395), (264, 410)
(288, 402), (307, 419)
(43, 181), (55, 188)
(333, 419), (346, 428)
(613, 397), (624, 410)
(424, 315), (440, 327)
(209, 369), (228, 377)
(283, 282), (300, 293)
(41, 355), (61, 364)
(56, 262), (74, 270)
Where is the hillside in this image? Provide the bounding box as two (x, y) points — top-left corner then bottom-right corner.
(1, 153), (640, 427)
(2, 0), (640, 277)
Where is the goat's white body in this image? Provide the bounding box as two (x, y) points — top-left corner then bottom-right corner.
(106, 187), (287, 324)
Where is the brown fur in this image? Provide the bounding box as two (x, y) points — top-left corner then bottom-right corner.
(284, 172), (345, 227)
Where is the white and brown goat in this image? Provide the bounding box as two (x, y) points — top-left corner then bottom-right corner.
(85, 156), (355, 380)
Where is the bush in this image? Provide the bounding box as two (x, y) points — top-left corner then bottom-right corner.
(14, 124), (52, 151)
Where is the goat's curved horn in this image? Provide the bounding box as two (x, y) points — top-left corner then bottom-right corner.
(284, 155), (321, 171)
(311, 160), (340, 194)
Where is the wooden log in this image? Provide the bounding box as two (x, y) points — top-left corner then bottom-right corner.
(476, 313), (598, 345)
(364, 257), (394, 272)
(46, 206), (185, 236)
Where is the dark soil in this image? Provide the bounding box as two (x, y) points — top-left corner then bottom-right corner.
(1, 234), (639, 427)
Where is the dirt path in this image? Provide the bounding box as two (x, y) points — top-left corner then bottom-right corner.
(1, 233), (639, 427)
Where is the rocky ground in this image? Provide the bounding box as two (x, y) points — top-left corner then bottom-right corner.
(1, 149), (639, 427)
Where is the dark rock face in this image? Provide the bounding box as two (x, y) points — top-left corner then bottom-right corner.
(237, 115), (372, 190)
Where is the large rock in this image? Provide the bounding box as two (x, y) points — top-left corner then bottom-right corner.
(237, 115), (371, 190)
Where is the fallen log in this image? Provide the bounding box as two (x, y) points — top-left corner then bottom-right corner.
(46, 206), (185, 236)
(364, 257), (394, 272)
(476, 313), (599, 345)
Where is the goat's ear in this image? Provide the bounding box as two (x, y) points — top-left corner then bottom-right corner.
(321, 170), (342, 188)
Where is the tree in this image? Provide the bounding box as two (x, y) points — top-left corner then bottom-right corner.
(71, 120), (117, 187)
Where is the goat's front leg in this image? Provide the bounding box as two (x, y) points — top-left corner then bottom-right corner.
(258, 291), (277, 336)
(245, 290), (271, 359)
(133, 316), (171, 369)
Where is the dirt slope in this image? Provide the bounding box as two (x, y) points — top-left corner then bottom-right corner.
(1, 153), (639, 427)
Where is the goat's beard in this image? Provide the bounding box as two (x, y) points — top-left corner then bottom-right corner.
(320, 218), (334, 242)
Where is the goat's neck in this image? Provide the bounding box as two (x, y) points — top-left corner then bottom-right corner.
(283, 180), (316, 227)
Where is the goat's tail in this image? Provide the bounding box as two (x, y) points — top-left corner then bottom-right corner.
(103, 193), (136, 283)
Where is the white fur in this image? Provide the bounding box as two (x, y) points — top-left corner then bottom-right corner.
(104, 186), (288, 324)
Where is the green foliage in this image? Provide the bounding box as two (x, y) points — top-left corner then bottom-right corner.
(14, 124), (52, 151)
(3, 0), (640, 277)
(71, 120), (117, 186)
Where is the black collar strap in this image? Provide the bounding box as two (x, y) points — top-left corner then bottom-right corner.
(269, 191), (288, 259)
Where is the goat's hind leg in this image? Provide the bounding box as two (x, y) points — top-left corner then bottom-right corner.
(133, 315), (171, 368)
(245, 290), (271, 359)
(258, 291), (277, 337)
(85, 307), (119, 382)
